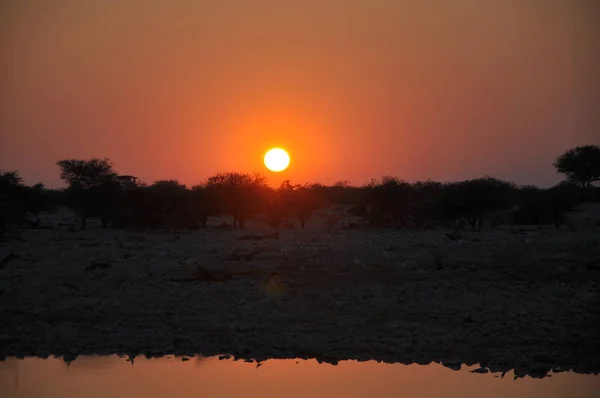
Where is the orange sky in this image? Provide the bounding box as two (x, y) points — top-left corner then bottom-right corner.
(1, 0), (598, 188)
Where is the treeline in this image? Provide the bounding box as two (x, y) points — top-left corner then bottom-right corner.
(1, 145), (599, 233)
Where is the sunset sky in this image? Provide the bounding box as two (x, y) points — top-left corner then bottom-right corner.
(1, 0), (598, 188)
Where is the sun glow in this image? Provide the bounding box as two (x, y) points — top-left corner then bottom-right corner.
(264, 148), (290, 172)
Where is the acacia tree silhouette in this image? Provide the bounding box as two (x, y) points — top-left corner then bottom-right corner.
(56, 158), (119, 230)
(554, 145), (600, 188)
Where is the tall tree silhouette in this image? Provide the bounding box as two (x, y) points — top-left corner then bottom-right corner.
(205, 172), (268, 229)
(554, 145), (600, 188)
(56, 158), (119, 230)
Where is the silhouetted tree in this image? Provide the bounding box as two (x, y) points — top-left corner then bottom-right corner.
(328, 180), (362, 210)
(363, 177), (415, 227)
(108, 179), (198, 230)
(267, 181), (294, 229)
(205, 172), (268, 229)
(0, 170), (23, 190)
(554, 145), (600, 188)
(275, 180), (317, 229)
(440, 177), (517, 230)
(21, 183), (56, 226)
(56, 158), (119, 230)
(410, 180), (444, 229)
(147, 180), (195, 228)
(512, 182), (581, 227)
(1, 172), (63, 232)
(0, 170), (27, 233)
(189, 185), (216, 228)
(4, 145), (594, 234)
(294, 186), (316, 229)
(266, 201), (286, 229)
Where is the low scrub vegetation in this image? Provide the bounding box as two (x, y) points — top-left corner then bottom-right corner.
(1, 145), (598, 233)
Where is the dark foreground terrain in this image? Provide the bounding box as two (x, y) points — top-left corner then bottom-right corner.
(1, 212), (599, 379)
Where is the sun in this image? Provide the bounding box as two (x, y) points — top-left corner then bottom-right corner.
(264, 148), (290, 172)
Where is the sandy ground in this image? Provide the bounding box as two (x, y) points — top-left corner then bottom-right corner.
(1, 209), (599, 379)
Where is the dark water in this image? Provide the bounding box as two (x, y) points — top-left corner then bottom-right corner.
(1, 356), (599, 398)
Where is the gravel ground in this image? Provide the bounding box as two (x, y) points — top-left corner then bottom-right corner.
(1, 218), (599, 379)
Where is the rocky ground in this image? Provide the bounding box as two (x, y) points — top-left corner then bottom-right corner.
(1, 208), (599, 379)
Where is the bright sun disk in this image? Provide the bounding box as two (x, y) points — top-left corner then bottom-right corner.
(264, 148), (290, 172)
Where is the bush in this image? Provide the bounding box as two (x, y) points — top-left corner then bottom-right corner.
(511, 182), (582, 226)
(0, 171), (27, 233)
(439, 177), (517, 229)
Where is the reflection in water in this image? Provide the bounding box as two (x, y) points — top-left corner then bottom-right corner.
(1, 356), (599, 398)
